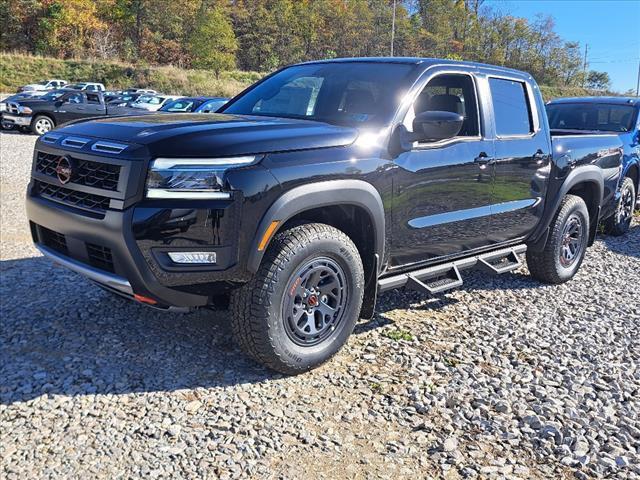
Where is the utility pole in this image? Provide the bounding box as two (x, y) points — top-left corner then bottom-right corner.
(582, 43), (589, 88)
(390, 0), (397, 57)
(636, 59), (639, 96)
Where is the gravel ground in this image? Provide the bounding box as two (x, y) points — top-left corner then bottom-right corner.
(1, 130), (639, 479)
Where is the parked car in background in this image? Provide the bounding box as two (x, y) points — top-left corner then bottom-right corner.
(128, 94), (181, 111)
(157, 96), (229, 113)
(123, 88), (157, 95)
(65, 82), (106, 92)
(1, 90), (131, 135)
(546, 97), (640, 234)
(195, 97), (229, 113)
(25, 58), (624, 374)
(106, 93), (144, 107)
(17, 79), (68, 94)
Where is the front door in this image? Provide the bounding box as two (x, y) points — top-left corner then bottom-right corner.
(390, 71), (495, 268)
(55, 92), (87, 124)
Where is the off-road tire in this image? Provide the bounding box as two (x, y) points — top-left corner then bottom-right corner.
(526, 194), (589, 284)
(31, 115), (55, 135)
(230, 223), (364, 374)
(603, 177), (636, 236)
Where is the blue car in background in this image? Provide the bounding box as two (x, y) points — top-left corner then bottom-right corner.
(546, 97), (640, 235)
(158, 96), (229, 113)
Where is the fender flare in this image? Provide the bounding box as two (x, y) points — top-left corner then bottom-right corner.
(528, 165), (604, 249)
(246, 180), (385, 273)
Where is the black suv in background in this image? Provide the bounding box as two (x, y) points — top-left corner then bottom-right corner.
(26, 58), (623, 374)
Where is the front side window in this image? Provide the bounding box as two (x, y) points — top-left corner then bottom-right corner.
(489, 78), (533, 136)
(546, 103), (637, 133)
(404, 73), (480, 138)
(66, 93), (84, 104)
(221, 62), (419, 127)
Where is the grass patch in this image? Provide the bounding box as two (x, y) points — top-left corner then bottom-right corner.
(382, 328), (414, 342)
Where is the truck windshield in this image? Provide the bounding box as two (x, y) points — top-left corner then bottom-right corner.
(221, 62), (418, 127)
(41, 91), (65, 101)
(547, 103), (637, 133)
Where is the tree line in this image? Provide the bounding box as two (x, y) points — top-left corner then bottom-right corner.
(0, 0), (612, 90)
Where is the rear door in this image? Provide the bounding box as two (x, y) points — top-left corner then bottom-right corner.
(83, 93), (106, 117)
(486, 76), (551, 243)
(390, 68), (496, 267)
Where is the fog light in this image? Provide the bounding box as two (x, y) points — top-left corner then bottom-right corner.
(168, 252), (217, 264)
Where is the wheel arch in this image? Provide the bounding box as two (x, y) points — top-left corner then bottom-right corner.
(625, 161), (639, 194)
(528, 166), (604, 250)
(31, 113), (56, 131)
(247, 180), (386, 275)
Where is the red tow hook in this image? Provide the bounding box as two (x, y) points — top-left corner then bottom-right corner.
(133, 293), (158, 305)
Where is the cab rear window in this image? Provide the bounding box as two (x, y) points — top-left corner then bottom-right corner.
(489, 78), (533, 136)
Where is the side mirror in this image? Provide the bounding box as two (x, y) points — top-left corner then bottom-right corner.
(411, 111), (464, 142)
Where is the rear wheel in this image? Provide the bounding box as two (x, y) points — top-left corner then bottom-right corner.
(230, 223), (364, 374)
(31, 115), (54, 135)
(603, 177), (635, 236)
(526, 194), (589, 284)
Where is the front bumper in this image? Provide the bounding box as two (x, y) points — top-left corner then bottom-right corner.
(26, 193), (243, 309)
(2, 113), (32, 127)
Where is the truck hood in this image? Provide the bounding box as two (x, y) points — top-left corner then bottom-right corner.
(55, 113), (359, 157)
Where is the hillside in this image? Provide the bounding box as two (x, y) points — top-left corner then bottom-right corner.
(0, 53), (262, 97)
(0, 53), (614, 101)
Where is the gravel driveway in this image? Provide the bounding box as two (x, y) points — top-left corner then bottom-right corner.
(1, 130), (639, 479)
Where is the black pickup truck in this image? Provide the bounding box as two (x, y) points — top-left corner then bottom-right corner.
(2, 90), (129, 135)
(26, 58), (623, 374)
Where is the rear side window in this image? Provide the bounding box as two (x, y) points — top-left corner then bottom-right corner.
(489, 78), (532, 136)
(86, 93), (100, 104)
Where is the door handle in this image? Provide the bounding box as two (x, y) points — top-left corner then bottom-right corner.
(474, 153), (495, 168)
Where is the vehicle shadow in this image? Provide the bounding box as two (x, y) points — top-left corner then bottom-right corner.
(0, 256), (277, 405)
(0, 128), (31, 136)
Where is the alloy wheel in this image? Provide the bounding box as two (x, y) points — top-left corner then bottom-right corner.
(559, 214), (583, 267)
(34, 118), (53, 135)
(282, 257), (348, 346)
(616, 184), (634, 226)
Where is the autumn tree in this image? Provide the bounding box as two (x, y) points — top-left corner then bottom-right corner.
(189, 4), (237, 77)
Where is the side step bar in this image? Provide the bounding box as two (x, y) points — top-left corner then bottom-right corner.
(378, 244), (527, 295)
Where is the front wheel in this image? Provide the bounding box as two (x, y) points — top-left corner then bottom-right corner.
(230, 223), (364, 374)
(526, 194), (590, 284)
(31, 115), (55, 135)
(603, 177), (636, 236)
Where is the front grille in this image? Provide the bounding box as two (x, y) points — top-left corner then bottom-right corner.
(8, 102), (19, 114)
(40, 226), (68, 255)
(35, 181), (111, 213)
(36, 152), (121, 191)
(86, 242), (115, 273)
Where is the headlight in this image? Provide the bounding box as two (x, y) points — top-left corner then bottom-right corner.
(146, 156), (259, 199)
(19, 106), (33, 114)
(0, 103), (6, 112)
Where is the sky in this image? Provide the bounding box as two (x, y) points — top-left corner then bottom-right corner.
(487, 0), (640, 93)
